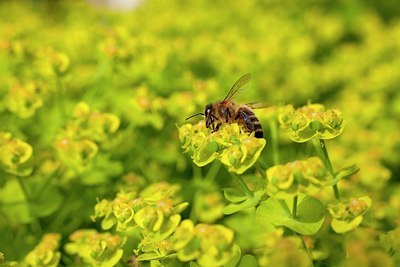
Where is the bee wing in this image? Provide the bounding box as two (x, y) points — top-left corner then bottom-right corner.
(223, 73), (251, 102)
(245, 102), (270, 109)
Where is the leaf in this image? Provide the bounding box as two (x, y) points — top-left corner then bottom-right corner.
(30, 183), (63, 218)
(223, 190), (264, 215)
(0, 179), (32, 223)
(136, 252), (164, 261)
(256, 194), (325, 235)
(223, 187), (248, 203)
(331, 216), (363, 234)
(97, 249), (124, 267)
(225, 244), (241, 267)
(237, 255), (258, 267)
(335, 165), (360, 180)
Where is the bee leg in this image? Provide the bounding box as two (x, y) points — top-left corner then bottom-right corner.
(225, 108), (230, 123)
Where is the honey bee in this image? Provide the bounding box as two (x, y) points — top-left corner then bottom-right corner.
(186, 74), (264, 138)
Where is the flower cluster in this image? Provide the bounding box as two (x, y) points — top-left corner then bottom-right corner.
(327, 196), (371, 233)
(172, 219), (240, 267)
(55, 102), (120, 172)
(92, 182), (188, 238)
(64, 229), (125, 267)
(254, 229), (312, 267)
(68, 102), (120, 143)
(179, 122), (266, 174)
(3, 81), (44, 119)
(24, 233), (61, 267)
(0, 131), (33, 176)
(278, 104), (345, 142)
(266, 157), (331, 198)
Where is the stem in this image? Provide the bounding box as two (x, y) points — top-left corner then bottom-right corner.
(231, 173), (253, 198)
(55, 74), (67, 122)
(16, 176), (32, 201)
(297, 233), (315, 267)
(269, 120), (280, 165)
(189, 192), (200, 224)
(292, 195), (298, 218)
(255, 163), (265, 177)
(318, 139), (341, 201)
(204, 161), (221, 184)
(33, 170), (58, 199)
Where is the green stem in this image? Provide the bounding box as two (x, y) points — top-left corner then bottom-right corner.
(231, 173), (253, 198)
(269, 120), (280, 165)
(278, 199), (292, 214)
(296, 232), (315, 267)
(33, 170), (59, 199)
(255, 163), (265, 177)
(16, 176), (32, 201)
(204, 161), (221, 184)
(318, 139), (341, 201)
(292, 195), (298, 218)
(55, 74), (67, 122)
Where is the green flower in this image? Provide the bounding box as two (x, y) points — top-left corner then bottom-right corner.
(172, 220), (239, 267)
(69, 102), (120, 143)
(24, 233), (62, 267)
(278, 103), (345, 143)
(0, 132), (33, 176)
(254, 229), (312, 267)
(55, 137), (98, 171)
(65, 229), (126, 267)
(4, 81), (44, 118)
(93, 182), (188, 237)
(266, 157), (331, 198)
(328, 196), (372, 233)
(178, 122), (266, 174)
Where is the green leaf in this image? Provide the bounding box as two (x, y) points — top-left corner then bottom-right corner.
(193, 142), (218, 167)
(30, 183), (63, 218)
(256, 194), (325, 235)
(0, 179), (32, 223)
(137, 252), (164, 261)
(331, 216), (363, 234)
(223, 190), (264, 215)
(97, 249), (124, 267)
(334, 165), (360, 180)
(223, 187), (248, 203)
(225, 244), (241, 267)
(238, 255), (259, 267)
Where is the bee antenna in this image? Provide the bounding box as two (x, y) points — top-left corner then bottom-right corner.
(185, 113), (204, 120)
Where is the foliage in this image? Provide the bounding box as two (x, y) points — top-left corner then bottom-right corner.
(0, 0), (399, 266)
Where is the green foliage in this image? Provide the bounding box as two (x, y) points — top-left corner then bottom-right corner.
(256, 194), (325, 235)
(0, 0), (399, 266)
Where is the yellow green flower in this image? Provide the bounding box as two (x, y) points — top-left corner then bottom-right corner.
(24, 233), (61, 267)
(266, 157), (331, 198)
(178, 122), (266, 174)
(278, 103), (345, 142)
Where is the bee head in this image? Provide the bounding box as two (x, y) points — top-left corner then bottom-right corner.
(204, 104), (213, 118)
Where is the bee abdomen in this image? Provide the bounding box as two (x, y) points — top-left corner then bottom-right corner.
(236, 107), (263, 138)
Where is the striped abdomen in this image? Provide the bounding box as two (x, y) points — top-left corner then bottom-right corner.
(235, 106), (263, 138)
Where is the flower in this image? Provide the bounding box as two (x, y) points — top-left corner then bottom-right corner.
(278, 103), (345, 142)
(178, 122), (266, 174)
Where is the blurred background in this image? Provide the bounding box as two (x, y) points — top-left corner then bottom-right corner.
(0, 0), (399, 265)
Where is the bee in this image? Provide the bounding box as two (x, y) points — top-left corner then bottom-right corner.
(186, 74), (264, 138)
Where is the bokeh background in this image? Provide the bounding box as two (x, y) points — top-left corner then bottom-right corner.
(0, 0), (399, 266)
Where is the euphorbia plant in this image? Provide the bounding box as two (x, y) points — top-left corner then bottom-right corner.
(176, 102), (371, 266)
